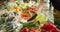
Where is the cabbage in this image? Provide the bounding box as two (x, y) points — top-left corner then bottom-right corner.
(36, 13), (48, 24)
(19, 3), (31, 9)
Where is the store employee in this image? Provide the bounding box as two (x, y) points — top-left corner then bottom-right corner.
(38, 0), (60, 29)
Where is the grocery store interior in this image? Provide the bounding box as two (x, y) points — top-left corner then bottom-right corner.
(0, 0), (60, 32)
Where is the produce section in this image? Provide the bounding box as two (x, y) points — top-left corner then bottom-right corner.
(0, 0), (60, 32)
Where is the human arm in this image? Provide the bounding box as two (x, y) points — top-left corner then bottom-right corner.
(38, 0), (44, 10)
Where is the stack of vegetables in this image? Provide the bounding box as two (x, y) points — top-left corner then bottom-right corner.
(0, 1), (60, 32)
(20, 23), (60, 32)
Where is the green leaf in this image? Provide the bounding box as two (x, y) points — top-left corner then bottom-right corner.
(6, 6), (11, 11)
(23, 22), (38, 28)
(0, 17), (4, 25)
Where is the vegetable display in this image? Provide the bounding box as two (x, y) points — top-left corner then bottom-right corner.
(0, 0), (60, 32)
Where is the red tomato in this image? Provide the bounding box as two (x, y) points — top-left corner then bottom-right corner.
(41, 23), (59, 32)
(28, 5), (36, 11)
(21, 13), (30, 20)
(21, 27), (29, 32)
(32, 29), (38, 32)
(22, 13), (30, 17)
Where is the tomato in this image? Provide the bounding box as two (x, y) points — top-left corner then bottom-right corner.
(32, 28), (38, 32)
(28, 5), (36, 11)
(21, 13), (30, 20)
(21, 27), (29, 32)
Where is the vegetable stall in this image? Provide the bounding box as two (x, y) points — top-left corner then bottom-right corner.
(0, 0), (60, 32)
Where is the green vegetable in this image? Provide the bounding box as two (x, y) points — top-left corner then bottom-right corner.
(5, 6), (11, 11)
(19, 3), (31, 9)
(23, 22), (38, 28)
(36, 13), (48, 24)
(0, 17), (5, 25)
